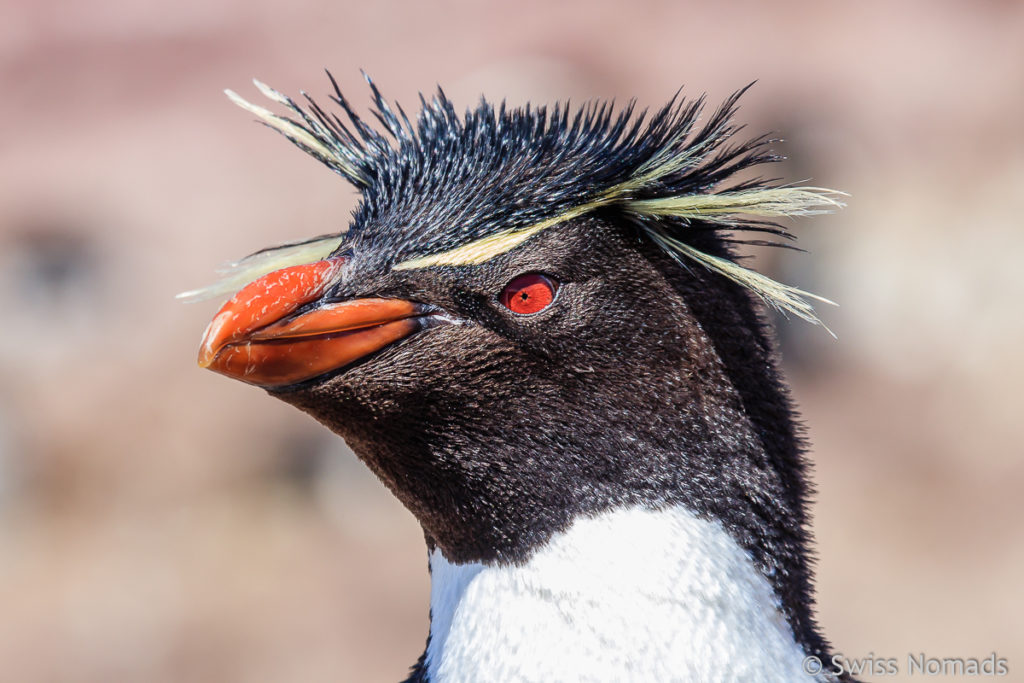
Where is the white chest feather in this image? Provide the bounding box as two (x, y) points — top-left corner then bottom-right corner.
(425, 506), (823, 683)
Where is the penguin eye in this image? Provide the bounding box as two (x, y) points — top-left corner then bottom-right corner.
(499, 273), (558, 315)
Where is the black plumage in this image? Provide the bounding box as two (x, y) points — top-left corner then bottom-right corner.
(197, 74), (849, 681)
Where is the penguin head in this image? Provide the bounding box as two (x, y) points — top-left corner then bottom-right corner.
(190, 75), (841, 566)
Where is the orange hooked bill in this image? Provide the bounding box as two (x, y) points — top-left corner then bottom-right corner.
(198, 257), (347, 367)
(197, 257), (427, 387)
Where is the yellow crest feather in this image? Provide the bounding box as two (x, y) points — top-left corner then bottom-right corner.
(225, 80), (369, 186)
(176, 234), (344, 303)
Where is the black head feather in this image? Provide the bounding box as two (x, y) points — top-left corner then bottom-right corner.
(223, 74), (840, 324)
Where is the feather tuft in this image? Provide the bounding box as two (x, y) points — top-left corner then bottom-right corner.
(226, 80), (372, 186)
(177, 234), (344, 303)
(644, 224), (836, 335)
(626, 187), (846, 222)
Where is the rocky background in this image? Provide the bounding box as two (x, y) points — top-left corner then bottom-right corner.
(1, 1), (1022, 681)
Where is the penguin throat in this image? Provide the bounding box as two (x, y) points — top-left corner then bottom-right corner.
(423, 505), (825, 682)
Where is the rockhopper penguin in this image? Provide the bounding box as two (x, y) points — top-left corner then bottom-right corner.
(184, 73), (848, 682)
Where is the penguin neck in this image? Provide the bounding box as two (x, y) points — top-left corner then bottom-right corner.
(422, 504), (823, 682)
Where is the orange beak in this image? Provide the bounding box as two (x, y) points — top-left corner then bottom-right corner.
(198, 257), (426, 388)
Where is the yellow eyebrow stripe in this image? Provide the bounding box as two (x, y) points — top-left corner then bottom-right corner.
(392, 202), (599, 271)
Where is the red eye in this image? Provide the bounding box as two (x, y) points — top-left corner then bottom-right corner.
(500, 273), (558, 315)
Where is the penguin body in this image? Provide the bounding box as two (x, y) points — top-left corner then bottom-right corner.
(424, 506), (818, 682)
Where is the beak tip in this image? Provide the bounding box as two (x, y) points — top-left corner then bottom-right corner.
(197, 309), (235, 369)
(197, 346), (217, 368)
(194, 257), (347, 376)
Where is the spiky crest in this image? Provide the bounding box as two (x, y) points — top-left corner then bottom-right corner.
(185, 73), (843, 326)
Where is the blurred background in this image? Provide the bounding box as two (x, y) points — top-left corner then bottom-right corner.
(1, 1), (1022, 681)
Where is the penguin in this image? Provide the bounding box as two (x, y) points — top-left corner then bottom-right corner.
(184, 74), (848, 682)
